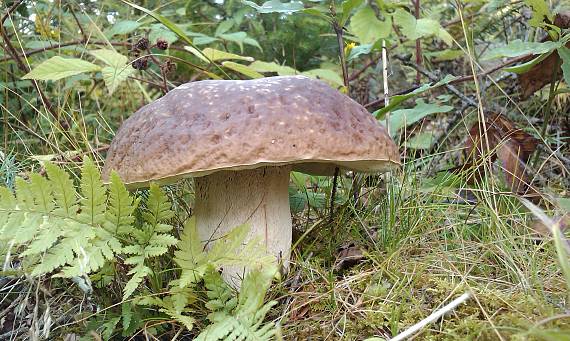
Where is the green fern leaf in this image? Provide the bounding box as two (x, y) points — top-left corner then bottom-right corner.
(105, 171), (138, 235)
(15, 177), (37, 210)
(29, 173), (54, 213)
(78, 156), (106, 225)
(143, 183), (174, 227)
(45, 162), (77, 217)
(124, 264), (152, 299)
(196, 265), (278, 341)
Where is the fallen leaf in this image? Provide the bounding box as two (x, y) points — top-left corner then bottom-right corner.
(334, 242), (367, 271)
(518, 12), (570, 99)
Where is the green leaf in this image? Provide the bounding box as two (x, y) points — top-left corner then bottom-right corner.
(302, 68), (344, 87)
(558, 47), (570, 86)
(406, 131), (435, 149)
(45, 163), (77, 218)
(241, 0), (304, 13)
(202, 47), (253, 62)
(482, 40), (560, 60)
(78, 157), (106, 226)
(425, 49), (464, 62)
(219, 31), (248, 51)
(215, 20), (235, 37)
(105, 171), (138, 236)
(340, 0), (364, 27)
(523, 0), (553, 28)
(383, 99), (453, 135)
(249, 61), (297, 75)
(222, 61), (264, 78)
(22, 56), (100, 81)
(105, 20), (142, 38)
(149, 23), (179, 44)
(503, 51), (553, 74)
(347, 43), (374, 61)
(392, 9), (453, 45)
(349, 6), (391, 44)
(374, 75), (457, 117)
(90, 49), (128, 68)
(101, 65), (135, 94)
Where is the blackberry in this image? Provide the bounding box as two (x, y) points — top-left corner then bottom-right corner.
(156, 39), (168, 50)
(132, 57), (149, 70)
(134, 37), (149, 51)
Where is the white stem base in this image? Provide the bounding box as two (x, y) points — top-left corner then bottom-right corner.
(194, 166), (292, 287)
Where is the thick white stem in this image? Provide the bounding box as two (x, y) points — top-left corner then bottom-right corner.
(194, 166), (292, 287)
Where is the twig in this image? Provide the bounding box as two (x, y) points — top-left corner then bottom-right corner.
(329, 10), (350, 221)
(390, 292), (471, 341)
(364, 53), (528, 111)
(68, 4), (87, 42)
(413, 0), (422, 84)
(396, 55), (478, 107)
(348, 54), (382, 81)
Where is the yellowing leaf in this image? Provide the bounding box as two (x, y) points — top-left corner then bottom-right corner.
(90, 49), (129, 68)
(222, 61), (264, 78)
(202, 48), (254, 62)
(102, 65), (135, 94)
(22, 56), (100, 81)
(249, 60), (297, 75)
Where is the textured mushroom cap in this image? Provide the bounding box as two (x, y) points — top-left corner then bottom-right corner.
(102, 76), (400, 187)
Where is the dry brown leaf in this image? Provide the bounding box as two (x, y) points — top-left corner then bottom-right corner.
(463, 114), (540, 197)
(518, 12), (570, 99)
(334, 242), (367, 271)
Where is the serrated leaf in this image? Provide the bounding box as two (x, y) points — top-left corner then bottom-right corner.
(78, 157), (106, 226)
(102, 65), (135, 94)
(45, 163), (77, 217)
(90, 49), (128, 68)
(22, 56), (100, 81)
(349, 6), (391, 44)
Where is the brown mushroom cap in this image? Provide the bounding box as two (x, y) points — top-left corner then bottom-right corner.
(102, 76), (400, 187)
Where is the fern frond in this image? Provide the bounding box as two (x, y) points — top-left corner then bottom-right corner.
(105, 171), (138, 236)
(121, 183), (176, 299)
(44, 162), (77, 217)
(195, 265), (278, 341)
(78, 156), (106, 226)
(174, 218), (274, 289)
(0, 158), (138, 278)
(123, 263), (152, 299)
(29, 173), (54, 213)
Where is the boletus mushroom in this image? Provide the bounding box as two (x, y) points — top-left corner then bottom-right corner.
(102, 76), (400, 286)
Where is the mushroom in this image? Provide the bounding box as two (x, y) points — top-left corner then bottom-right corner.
(102, 76), (399, 285)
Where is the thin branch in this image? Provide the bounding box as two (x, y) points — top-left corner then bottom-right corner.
(363, 53), (530, 111)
